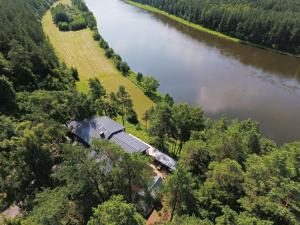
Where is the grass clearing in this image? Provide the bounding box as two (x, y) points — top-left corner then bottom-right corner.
(125, 0), (239, 42)
(42, 0), (155, 121)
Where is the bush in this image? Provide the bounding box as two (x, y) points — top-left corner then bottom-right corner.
(92, 30), (101, 41)
(51, 4), (70, 24)
(137, 72), (143, 82)
(105, 48), (114, 58)
(112, 54), (122, 68)
(84, 12), (97, 29)
(70, 67), (79, 81)
(112, 54), (121, 61)
(58, 22), (69, 31)
(99, 39), (109, 49)
(119, 61), (130, 76)
(70, 15), (87, 31)
(142, 76), (159, 94)
(126, 108), (139, 125)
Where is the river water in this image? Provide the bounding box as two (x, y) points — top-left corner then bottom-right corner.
(85, 0), (300, 144)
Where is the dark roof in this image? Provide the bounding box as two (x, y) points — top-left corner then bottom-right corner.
(68, 116), (124, 145)
(110, 132), (149, 153)
(68, 116), (176, 169)
(68, 117), (149, 154)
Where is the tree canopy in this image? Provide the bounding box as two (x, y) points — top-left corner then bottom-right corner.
(1, 0), (300, 224)
(87, 195), (145, 225)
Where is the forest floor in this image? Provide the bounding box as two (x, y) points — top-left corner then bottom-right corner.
(42, 0), (155, 122)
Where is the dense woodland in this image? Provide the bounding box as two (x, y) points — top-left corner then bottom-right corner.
(131, 0), (300, 55)
(0, 0), (300, 225)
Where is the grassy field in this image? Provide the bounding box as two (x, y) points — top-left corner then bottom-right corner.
(125, 0), (239, 42)
(42, 0), (155, 121)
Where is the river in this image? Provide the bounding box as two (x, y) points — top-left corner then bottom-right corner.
(85, 0), (300, 144)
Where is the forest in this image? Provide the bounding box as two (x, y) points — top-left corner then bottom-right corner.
(0, 0), (300, 224)
(129, 0), (300, 55)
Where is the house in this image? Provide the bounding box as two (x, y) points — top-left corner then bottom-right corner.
(68, 116), (176, 171)
(67, 116), (176, 217)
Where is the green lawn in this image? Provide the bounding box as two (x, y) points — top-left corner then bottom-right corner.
(42, 0), (155, 122)
(125, 0), (239, 42)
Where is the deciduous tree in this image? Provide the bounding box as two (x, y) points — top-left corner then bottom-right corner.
(87, 195), (145, 225)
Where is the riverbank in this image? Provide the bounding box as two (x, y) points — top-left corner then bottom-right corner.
(125, 0), (300, 58)
(42, 0), (155, 120)
(125, 1), (239, 42)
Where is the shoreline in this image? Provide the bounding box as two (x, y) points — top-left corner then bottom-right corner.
(125, 0), (300, 59)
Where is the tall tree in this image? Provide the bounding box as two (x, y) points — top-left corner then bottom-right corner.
(108, 153), (152, 203)
(88, 78), (106, 102)
(181, 140), (211, 182)
(22, 187), (83, 225)
(172, 103), (204, 153)
(198, 159), (244, 221)
(240, 143), (300, 225)
(163, 164), (197, 221)
(148, 103), (174, 151)
(116, 85), (136, 126)
(0, 122), (65, 208)
(87, 195), (145, 225)
(142, 76), (160, 95)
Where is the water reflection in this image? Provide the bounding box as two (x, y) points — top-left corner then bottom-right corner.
(86, 0), (300, 143)
(151, 12), (300, 80)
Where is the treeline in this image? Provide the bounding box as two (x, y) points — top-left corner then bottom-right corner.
(0, 0), (74, 94)
(145, 101), (300, 224)
(130, 0), (300, 55)
(0, 0), (148, 223)
(1, 0), (300, 224)
(0, 3), (151, 224)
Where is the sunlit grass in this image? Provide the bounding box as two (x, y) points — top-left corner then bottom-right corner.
(42, 0), (155, 121)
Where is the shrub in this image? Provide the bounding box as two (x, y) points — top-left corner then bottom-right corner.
(51, 4), (69, 24)
(105, 48), (114, 58)
(137, 72), (143, 82)
(99, 39), (109, 49)
(119, 61), (130, 76)
(58, 22), (69, 31)
(92, 30), (101, 41)
(70, 15), (87, 31)
(112, 54), (121, 68)
(84, 12), (97, 29)
(112, 54), (121, 61)
(126, 108), (139, 125)
(142, 76), (159, 94)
